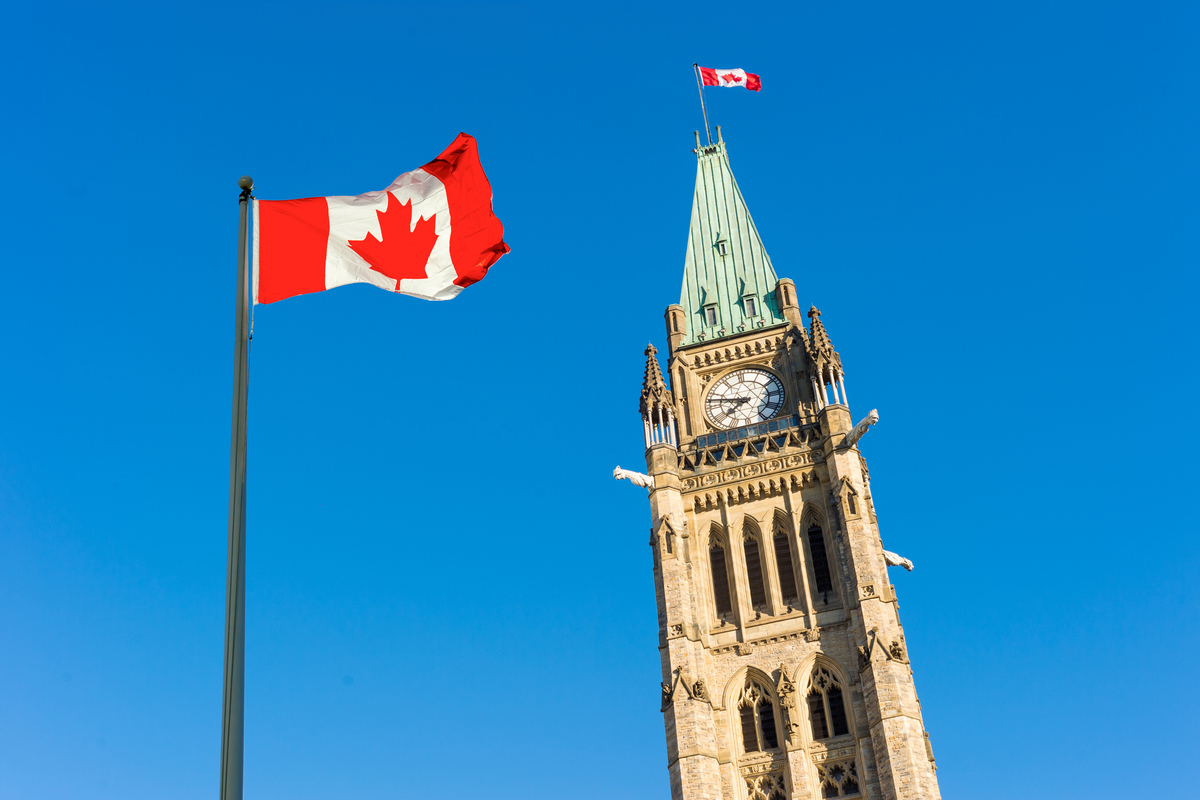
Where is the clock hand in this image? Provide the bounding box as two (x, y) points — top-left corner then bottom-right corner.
(715, 397), (750, 404)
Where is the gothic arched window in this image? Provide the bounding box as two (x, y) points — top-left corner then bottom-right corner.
(806, 666), (850, 740)
(806, 523), (834, 597)
(743, 532), (767, 609)
(816, 761), (860, 798)
(736, 678), (780, 753)
(710, 538), (733, 618)
(773, 519), (798, 604)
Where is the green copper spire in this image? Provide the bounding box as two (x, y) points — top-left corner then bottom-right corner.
(679, 130), (785, 346)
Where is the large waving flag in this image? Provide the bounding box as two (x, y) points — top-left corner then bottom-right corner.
(252, 133), (509, 304)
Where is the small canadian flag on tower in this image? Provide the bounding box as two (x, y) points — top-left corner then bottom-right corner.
(698, 66), (761, 91)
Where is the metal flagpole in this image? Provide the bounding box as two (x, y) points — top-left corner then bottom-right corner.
(220, 175), (254, 800)
(693, 63), (712, 145)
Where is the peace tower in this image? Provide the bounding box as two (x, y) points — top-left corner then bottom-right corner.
(618, 128), (942, 800)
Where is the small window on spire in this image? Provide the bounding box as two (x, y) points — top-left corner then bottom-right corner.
(704, 305), (719, 327)
(743, 295), (758, 317)
(718, 241), (727, 256)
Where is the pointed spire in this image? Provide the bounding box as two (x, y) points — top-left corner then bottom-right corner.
(807, 306), (843, 373)
(807, 306), (833, 355)
(678, 136), (786, 345)
(640, 343), (672, 414)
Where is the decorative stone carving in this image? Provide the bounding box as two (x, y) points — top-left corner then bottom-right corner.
(669, 623), (684, 637)
(613, 465), (654, 489)
(803, 628), (821, 643)
(857, 646), (870, 672)
(660, 681), (674, 712)
(775, 664), (799, 741)
(692, 679), (709, 702)
(842, 408), (879, 449)
(883, 549), (914, 571)
(889, 639), (906, 662)
(735, 642), (755, 656)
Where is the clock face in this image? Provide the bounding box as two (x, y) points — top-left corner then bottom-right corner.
(705, 368), (786, 428)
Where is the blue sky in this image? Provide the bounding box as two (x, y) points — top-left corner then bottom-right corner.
(1, 2), (1198, 798)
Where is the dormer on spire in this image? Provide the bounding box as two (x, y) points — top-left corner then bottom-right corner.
(639, 344), (677, 450)
(678, 134), (786, 345)
(806, 307), (850, 410)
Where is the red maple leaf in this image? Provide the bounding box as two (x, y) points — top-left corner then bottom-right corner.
(348, 192), (439, 283)
(721, 72), (743, 84)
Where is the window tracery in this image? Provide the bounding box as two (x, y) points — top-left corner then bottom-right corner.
(806, 666), (850, 740)
(746, 773), (787, 800)
(816, 760), (859, 798)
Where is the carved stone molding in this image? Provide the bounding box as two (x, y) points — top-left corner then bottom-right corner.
(690, 337), (785, 371)
(682, 455), (818, 491)
(810, 744), (857, 763)
(712, 629), (811, 655)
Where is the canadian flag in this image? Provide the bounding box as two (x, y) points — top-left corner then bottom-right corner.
(699, 67), (761, 92)
(253, 133), (509, 305)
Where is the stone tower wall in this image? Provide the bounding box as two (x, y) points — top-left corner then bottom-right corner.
(640, 317), (941, 800)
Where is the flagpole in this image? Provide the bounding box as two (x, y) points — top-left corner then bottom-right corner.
(693, 63), (712, 145)
(220, 175), (253, 800)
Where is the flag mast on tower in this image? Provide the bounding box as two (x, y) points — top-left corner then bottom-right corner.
(692, 63), (714, 145)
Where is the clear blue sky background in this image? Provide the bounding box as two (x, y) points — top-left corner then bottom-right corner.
(1, 2), (1197, 798)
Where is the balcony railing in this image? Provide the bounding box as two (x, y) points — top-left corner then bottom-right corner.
(693, 415), (802, 449)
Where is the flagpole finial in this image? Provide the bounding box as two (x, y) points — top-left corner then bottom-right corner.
(238, 175), (254, 191)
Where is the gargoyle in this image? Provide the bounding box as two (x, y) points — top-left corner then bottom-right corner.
(842, 408), (880, 449)
(883, 550), (914, 571)
(613, 465), (655, 490)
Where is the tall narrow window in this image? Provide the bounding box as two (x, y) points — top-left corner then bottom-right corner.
(827, 684), (849, 736)
(740, 704), (759, 753)
(758, 700), (778, 749)
(774, 527), (798, 603)
(846, 493), (857, 515)
(807, 524), (834, 595)
(744, 534), (766, 608)
(807, 667), (851, 740)
(744, 296), (757, 317)
(705, 305), (719, 326)
(710, 540), (732, 617)
(808, 692), (828, 739)
(737, 680), (780, 753)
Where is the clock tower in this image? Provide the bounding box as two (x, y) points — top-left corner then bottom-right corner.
(623, 128), (942, 800)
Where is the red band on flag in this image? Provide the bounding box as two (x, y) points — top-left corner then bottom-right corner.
(256, 198), (329, 304)
(699, 67), (719, 86)
(420, 133), (510, 288)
